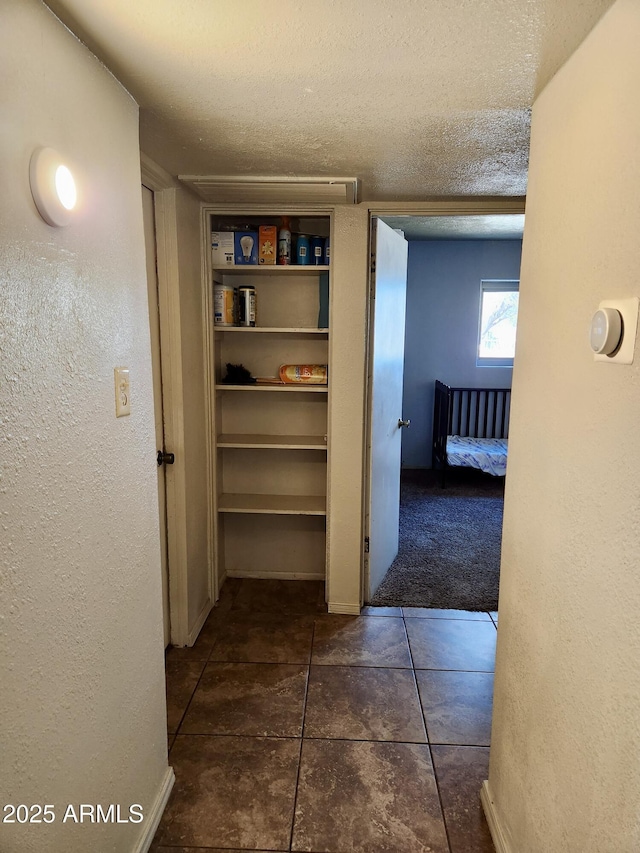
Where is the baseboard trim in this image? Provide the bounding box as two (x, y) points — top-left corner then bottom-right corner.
(481, 780), (511, 853)
(187, 597), (213, 646)
(226, 571), (325, 581)
(133, 766), (175, 853)
(327, 602), (361, 615)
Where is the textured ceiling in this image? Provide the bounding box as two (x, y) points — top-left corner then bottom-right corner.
(382, 214), (525, 241)
(46, 0), (614, 201)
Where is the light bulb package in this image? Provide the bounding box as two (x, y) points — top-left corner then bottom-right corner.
(234, 231), (258, 265)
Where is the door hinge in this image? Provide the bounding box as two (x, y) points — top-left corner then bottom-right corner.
(364, 536), (370, 553)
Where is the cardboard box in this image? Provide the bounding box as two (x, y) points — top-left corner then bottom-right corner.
(258, 226), (277, 265)
(211, 232), (235, 267)
(234, 232), (258, 265)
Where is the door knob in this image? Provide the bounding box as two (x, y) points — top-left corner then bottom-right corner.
(157, 450), (175, 466)
(398, 419), (411, 428)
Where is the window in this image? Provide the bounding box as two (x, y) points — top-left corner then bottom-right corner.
(477, 280), (519, 366)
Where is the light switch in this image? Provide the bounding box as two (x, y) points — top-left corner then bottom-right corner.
(114, 367), (130, 417)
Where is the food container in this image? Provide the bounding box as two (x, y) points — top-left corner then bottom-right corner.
(323, 236), (330, 266)
(279, 364), (328, 384)
(238, 285), (256, 327)
(310, 236), (324, 265)
(214, 283), (235, 326)
(296, 234), (310, 265)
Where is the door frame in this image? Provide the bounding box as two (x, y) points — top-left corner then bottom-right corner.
(141, 154), (195, 647)
(361, 200), (526, 604)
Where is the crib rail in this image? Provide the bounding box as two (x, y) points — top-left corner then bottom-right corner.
(433, 380), (511, 486)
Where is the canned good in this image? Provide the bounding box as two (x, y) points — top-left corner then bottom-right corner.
(238, 285), (256, 327)
(214, 283), (235, 326)
(296, 234), (310, 265)
(311, 236), (324, 265)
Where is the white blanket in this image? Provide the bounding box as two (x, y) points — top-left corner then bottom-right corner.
(446, 435), (508, 477)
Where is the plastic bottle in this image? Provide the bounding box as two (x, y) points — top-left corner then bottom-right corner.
(278, 217), (291, 265)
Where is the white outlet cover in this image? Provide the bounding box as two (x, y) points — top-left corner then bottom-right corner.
(114, 367), (130, 417)
(594, 297), (639, 364)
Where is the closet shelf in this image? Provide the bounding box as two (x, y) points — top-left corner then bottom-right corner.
(217, 433), (327, 450)
(218, 493), (326, 516)
(215, 383), (328, 393)
(213, 265), (329, 276)
(215, 327), (328, 335)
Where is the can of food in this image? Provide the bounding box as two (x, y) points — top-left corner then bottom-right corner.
(214, 283), (235, 326)
(238, 285), (256, 327)
(310, 236), (324, 265)
(296, 234), (310, 265)
(279, 364), (328, 384)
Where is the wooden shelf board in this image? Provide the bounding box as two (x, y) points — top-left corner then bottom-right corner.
(213, 265), (329, 276)
(217, 433), (327, 450)
(215, 326), (328, 335)
(218, 493), (326, 515)
(216, 383), (328, 393)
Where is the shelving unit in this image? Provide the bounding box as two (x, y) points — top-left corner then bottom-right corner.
(206, 211), (331, 583)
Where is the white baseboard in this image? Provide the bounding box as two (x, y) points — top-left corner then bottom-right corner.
(133, 766), (175, 853)
(481, 780), (512, 853)
(327, 602), (361, 615)
(188, 597), (213, 646)
(226, 571), (325, 580)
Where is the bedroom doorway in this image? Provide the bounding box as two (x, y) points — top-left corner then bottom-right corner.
(364, 210), (524, 610)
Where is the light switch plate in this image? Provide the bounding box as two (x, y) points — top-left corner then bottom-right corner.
(594, 297), (639, 364)
(114, 367), (130, 417)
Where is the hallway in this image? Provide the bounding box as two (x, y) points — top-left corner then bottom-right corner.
(153, 579), (497, 852)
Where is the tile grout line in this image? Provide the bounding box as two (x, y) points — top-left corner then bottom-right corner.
(403, 611), (454, 853)
(287, 619), (316, 852)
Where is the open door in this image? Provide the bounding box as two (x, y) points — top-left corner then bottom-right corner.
(365, 218), (409, 601)
(142, 185), (171, 646)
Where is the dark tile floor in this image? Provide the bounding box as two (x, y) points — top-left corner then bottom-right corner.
(153, 579), (497, 853)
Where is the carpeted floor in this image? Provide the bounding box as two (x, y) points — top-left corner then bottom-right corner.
(369, 468), (504, 611)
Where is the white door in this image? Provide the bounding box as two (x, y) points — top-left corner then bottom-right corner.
(365, 218), (409, 601)
(142, 186), (170, 646)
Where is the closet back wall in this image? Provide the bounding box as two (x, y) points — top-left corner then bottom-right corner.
(402, 239), (523, 468)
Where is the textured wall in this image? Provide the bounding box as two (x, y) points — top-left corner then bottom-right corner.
(0, 2), (169, 851)
(402, 240), (521, 468)
(488, 1), (640, 850)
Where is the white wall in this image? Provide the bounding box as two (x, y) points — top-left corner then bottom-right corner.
(402, 240), (521, 468)
(487, 1), (640, 850)
(0, 2), (170, 850)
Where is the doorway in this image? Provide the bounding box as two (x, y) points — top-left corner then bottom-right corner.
(364, 212), (524, 609)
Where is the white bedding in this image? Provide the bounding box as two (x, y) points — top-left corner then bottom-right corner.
(446, 435), (508, 477)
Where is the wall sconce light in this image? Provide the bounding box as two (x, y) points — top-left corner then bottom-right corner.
(29, 147), (77, 227)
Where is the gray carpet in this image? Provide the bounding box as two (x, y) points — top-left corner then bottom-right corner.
(370, 469), (504, 611)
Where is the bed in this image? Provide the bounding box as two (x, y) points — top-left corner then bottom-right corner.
(432, 380), (511, 487)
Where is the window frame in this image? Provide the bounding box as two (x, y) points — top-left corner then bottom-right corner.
(476, 279), (520, 367)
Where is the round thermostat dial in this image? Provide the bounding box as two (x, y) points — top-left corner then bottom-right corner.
(590, 307), (623, 355)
